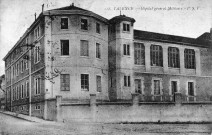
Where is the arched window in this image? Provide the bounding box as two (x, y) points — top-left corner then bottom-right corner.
(184, 49), (195, 69)
(150, 45), (163, 66)
(168, 47), (180, 68)
(134, 43), (145, 65)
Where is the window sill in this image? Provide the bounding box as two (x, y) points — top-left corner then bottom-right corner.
(123, 55), (131, 58)
(60, 28), (69, 30)
(96, 58), (102, 61)
(80, 56), (90, 59)
(122, 31), (130, 33)
(151, 65), (163, 68)
(134, 64), (145, 66)
(168, 67), (180, 69)
(81, 89), (89, 91)
(80, 29), (88, 32)
(61, 90), (70, 92)
(60, 55), (70, 58)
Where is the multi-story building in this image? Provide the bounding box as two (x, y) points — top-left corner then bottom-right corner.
(3, 4), (212, 119)
(0, 75), (6, 109)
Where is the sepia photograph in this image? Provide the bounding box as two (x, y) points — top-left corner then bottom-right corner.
(0, 0), (212, 134)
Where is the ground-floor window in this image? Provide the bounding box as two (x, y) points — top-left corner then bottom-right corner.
(96, 75), (101, 92)
(171, 81), (177, 95)
(81, 74), (89, 91)
(35, 105), (41, 110)
(135, 79), (142, 94)
(124, 75), (131, 87)
(151, 78), (163, 95)
(188, 82), (194, 96)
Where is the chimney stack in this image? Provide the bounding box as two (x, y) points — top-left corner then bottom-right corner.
(42, 4), (44, 13)
(34, 13), (37, 21)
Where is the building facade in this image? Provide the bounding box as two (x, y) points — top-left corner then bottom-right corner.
(3, 4), (212, 118)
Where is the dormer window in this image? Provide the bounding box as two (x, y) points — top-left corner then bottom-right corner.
(81, 18), (88, 30)
(61, 18), (68, 29)
(123, 23), (130, 32)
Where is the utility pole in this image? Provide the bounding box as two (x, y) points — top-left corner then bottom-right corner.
(29, 48), (32, 116)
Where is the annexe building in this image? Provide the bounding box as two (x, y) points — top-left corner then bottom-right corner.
(3, 4), (212, 119)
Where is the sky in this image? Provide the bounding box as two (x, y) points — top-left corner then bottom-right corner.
(0, 0), (211, 75)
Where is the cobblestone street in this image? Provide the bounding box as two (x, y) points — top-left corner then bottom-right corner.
(0, 113), (212, 135)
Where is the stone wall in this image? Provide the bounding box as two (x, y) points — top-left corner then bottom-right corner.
(53, 94), (212, 123)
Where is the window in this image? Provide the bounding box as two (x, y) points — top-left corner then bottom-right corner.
(12, 89), (15, 101)
(184, 49), (195, 69)
(34, 26), (40, 40)
(96, 22), (100, 33)
(81, 18), (88, 30)
(60, 74), (70, 91)
(123, 23), (130, 32)
(153, 80), (161, 95)
(81, 74), (89, 91)
(13, 66), (15, 78)
(80, 40), (89, 56)
(135, 79), (142, 94)
(124, 75), (131, 87)
(21, 84), (24, 98)
(96, 76), (101, 92)
(168, 47), (179, 68)
(61, 40), (69, 56)
(35, 105), (40, 110)
(16, 86), (19, 100)
(26, 81), (29, 97)
(16, 63), (19, 76)
(96, 43), (101, 58)
(26, 37), (28, 45)
(61, 18), (68, 29)
(34, 46), (40, 63)
(123, 44), (130, 55)
(188, 82), (194, 96)
(35, 78), (41, 95)
(150, 45), (163, 66)
(134, 43), (145, 65)
(171, 81), (177, 95)
(21, 60), (24, 73)
(24, 60), (28, 70)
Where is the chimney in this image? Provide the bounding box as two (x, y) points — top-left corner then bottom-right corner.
(34, 13), (37, 21)
(42, 4), (44, 13)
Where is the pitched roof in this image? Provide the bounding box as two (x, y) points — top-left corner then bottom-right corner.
(134, 30), (211, 48)
(44, 4), (108, 24)
(109, 15), (135, 24)
(49, 4), (88, 11)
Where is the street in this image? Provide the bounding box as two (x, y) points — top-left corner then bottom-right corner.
(0, 112), (212, 135)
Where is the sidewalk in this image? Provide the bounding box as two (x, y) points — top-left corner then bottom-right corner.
(0, 110), (55, 124)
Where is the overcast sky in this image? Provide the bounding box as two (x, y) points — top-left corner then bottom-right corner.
(0, 0), (211, 76)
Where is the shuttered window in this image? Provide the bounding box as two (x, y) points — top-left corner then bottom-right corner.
(96, 76), (101, 92)
(154, 80), (160, 95)
(60, 74), (70, 91)
(80, 40), (89, 56)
